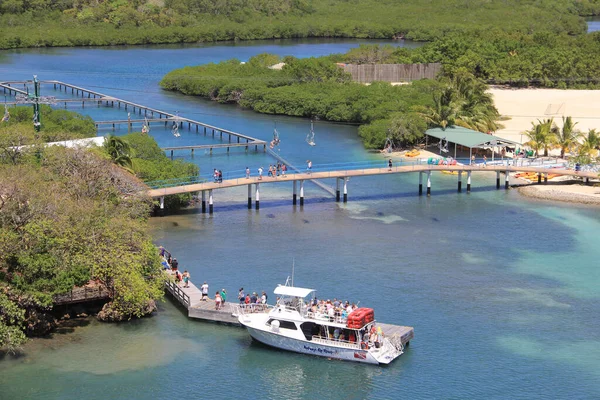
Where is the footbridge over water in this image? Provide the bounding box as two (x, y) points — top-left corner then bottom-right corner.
(1, 79), (267, 151)
(146, 159), (599, 213)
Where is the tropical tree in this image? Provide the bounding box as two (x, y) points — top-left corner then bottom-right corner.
(554, 116), (581, 158)
(524, 119), (556, 157)
(104, 134), (133, 170)
(415, 85), (459, 129)
(579, 129), (600, 157)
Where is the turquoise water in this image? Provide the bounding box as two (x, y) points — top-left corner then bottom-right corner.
(1, 40), (600, 400)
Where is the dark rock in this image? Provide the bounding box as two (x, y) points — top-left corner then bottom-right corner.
(97, 300), (157, 323)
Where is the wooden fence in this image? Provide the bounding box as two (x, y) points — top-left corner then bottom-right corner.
(341, 63), (442, 83)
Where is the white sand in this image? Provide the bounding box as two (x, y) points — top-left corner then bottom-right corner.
(489, 87), (600, 145)
(519, 183), (600, 206)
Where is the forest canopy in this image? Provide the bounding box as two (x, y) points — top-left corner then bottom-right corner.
(0, 0), (594, 49)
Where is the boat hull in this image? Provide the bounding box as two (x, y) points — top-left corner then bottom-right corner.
(246, 326), (381, 365)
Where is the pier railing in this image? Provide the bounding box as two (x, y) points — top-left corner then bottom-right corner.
(165, 280), (190, 308)
(143, 157), (572, 191)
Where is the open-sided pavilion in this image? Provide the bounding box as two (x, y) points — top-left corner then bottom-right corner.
(425, 126), (520, 161)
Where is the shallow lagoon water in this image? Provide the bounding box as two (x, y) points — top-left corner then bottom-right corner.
(1, 39), (600, 399)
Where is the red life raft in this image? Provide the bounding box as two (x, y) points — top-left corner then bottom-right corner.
(346, 308), (375, 328)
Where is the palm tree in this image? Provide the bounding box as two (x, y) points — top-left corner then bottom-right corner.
(104, 134), (133, 170)
(415, 85), (459, 130)
(579, 129), (600, 157)
(554, 116), (581, 158)
(524, 119), (555, 157)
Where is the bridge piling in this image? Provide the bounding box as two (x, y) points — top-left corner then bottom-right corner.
(255, 183), (260, 210)
(293, 181), (297, 205)
(336, 178), (341, 202)
(343, 178), (348, 203)
(505, 171), (510, 189)
(426, 171), (432, 196)
(419, 172), (423, 195)
(544, 173), (548, 184)
(537, 173), (542, 184)
(201, 191), (206, 213)
(467, 171), (472, 193)
(300, 180), (305, 206)
(458, 171), (462, 192)
(208, 190), (214, 214)
(248, 185), (252, 209)
(496, 171), (500, 189)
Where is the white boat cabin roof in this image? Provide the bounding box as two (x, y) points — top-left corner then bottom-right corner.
(274, 285), (315, 298)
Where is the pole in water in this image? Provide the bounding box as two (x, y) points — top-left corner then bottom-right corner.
(343, 178), (348, 203)
(419, 172), (423, 195)
(255, 183), (260, 210)
(299, 180), (304, 207)
(467, 171), (472, 193)
(496, 171), (500, 189)
(201, 191), (206, 213)
(208, 190), (214, 214)
(247, 184), (252, 209)
(293, 180), (297, 205)
(336, 178), (341, 202)
(458, 171), (462, 192)
(426, 170), (431, 196)
(505, 171), (510, 189)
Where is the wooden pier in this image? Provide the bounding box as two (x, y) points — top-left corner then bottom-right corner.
(164, 279), (239, 324)
(164, 279), (414, 346)
(1, 79), (267, 149)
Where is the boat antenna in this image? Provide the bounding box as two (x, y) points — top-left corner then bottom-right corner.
(291, 258), (295, 287)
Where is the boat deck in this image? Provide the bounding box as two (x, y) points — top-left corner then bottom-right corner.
(165, 279), (414, 346)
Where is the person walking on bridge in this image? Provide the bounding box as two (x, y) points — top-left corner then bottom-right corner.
(306, 160), (312, 174)
(258, 166), (263, 180)
(388, 158), (393, 171)
(245, 167), (250, 179)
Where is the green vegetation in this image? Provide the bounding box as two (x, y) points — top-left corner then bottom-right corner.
(0, 0), (591, 49)
(524, 117), (599, 160)
(124, 132), (199, 208)
(161, 53), (502, 149)
(0, 110), (197, 351)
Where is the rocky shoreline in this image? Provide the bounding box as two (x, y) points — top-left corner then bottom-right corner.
(518, 182), (600, 206)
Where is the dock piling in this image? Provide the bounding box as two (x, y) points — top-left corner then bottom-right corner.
(505, 171), (510, 189)
(248, 185), (252, 209)
(336, 178), (341, 202)
(255, 183), (260, 210)
(496, 171), (500, 189)
(293, 180), (297, 205)
(202, 191), (206, 214)
(208, 190), (214, 214)
(343, 178), (348, 203)
(467, 171), (472, 193)
(418, 172), (423, 195)
(458, 171), (462, 192)
(299, 180), (304, 206)
(426, 170), (431, 196)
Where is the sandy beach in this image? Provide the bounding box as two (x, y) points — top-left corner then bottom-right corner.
(489, 87), (600, 145)
(519, 183), (600, 206)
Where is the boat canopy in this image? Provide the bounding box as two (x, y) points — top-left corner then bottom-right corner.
(274, 286), (315, 298)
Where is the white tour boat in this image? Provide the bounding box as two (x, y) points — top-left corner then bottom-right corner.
(236, 282), (407, 365)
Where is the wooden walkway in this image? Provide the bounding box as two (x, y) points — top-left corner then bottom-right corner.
(164, 279), (240, 324)
(147, 163), (599, 199)
(1, 79), (266, 146)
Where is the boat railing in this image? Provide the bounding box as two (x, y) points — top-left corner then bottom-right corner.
(311, 335), (360, 349)
(305, 311), (348, 325)
(231, 303), (273, 317)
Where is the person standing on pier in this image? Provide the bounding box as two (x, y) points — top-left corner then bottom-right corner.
(182, 270), (190, 288)
(483, 155), (487, 167)
(281, 164), (287, 177)
(220, 289), (227, 305)
(258, 166), (263, 180)
(245, 167), (250, 179)
(201, 282), (209, 300)
(471, 155), (475, 165)
(215, 291), (222, 310)
(238, 288), (245, 303)
(388, 158), (393, 171)
(307, 160), (312, 174)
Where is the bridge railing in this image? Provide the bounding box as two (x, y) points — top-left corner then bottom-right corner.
(145, 157), (583, 191)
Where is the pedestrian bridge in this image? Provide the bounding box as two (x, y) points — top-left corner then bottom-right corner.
(146, 158), (599, 213)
